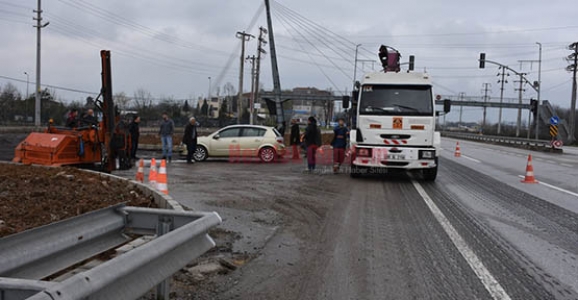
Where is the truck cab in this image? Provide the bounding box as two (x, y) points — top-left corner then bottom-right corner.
(347, 71), (440, 180)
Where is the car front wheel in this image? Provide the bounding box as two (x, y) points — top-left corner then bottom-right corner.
(194, 146), (208, 161)
(259, 147), (276, 163)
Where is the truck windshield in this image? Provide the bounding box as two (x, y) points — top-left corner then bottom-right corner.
(359, 84), (433, 116)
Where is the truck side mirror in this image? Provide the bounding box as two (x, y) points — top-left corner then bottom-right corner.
(354, 81), (361, 90)
(443, 99), (451, 113)
(342, 95), (350, 109)
(436, 111), (440, 117)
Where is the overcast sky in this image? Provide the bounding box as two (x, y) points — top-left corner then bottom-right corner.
(0, 0), (576, 123)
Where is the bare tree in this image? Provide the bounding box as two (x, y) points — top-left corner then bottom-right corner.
(133, 88), (153, 110)
(114, 92), (131, 111)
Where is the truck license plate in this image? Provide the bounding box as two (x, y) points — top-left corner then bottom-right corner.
(387, 154), (405, 160)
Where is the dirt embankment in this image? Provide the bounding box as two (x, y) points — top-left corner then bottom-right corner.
(0, 164), (155, 237)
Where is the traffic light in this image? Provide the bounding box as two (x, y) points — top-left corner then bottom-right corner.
(530, 99), (538, 117)
(378, 45), (388, 70)
(479, 53), (486, 69)
(443, 99), (451, 113)
(408, 55), (415, 71)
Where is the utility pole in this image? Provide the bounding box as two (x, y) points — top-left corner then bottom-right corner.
(24, 72), (30, 123)
(535, 42), (542, 140)
(253, 27), (268, 125)
(264, 0), (285, 130)
(236, 31), (254, 124)
(497, 66), (508, 135)
(246, 55), (257, 125)
(353, 44), (361, 88)
(34, 0), (49, 127)
(514, 73), (526, 137)
(482, 83), (491, 129)
(458, 92), (465, 126)
(207, 77), (211, 100)
(568, 42), (578, 144)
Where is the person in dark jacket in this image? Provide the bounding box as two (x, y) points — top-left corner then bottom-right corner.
(128, 115), (141, 159)
(81, 109), (98, 127)
(182, 117), (198, 164)
(65, 109), (79, 128)
(289, 119), (301, 159)
(332, 118), (349, 174)
(303, 116), (320, 172)
(159, 112), (175, 162)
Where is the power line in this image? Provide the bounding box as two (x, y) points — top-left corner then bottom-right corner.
(351, 25), (578, 38)
(55, 0), (231, 57)
(273, 9), (349, 90)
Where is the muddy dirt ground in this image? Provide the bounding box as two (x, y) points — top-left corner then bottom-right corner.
(0, 163), (155, 237)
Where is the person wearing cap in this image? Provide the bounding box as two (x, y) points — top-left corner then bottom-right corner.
(183, 117), (198, 164)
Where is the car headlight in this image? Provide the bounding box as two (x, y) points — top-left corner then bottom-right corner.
(419, 150), (435, 159)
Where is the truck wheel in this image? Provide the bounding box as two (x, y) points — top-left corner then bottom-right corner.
(422, 159), (438, 181)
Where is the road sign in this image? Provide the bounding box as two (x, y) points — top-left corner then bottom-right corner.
(552, 140), (563, 149)
(550, 116), (559, 125)
(550, 125), (558, 137)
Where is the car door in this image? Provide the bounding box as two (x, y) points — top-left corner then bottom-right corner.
(239, 127), (267, 156)
(210, 127), (241, 157)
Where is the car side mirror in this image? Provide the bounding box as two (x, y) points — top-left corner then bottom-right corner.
(213, 134), (220, 140)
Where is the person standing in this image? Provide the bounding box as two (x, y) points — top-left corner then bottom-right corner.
(129, 115), (141, 159)
(183, 117), (198, 164)
(159, 112), (174, 162)
(66, 109), (79, 128)
(289, 119), (301, 159)
(332, 118), (349, 174)
(303, 116), (320, 172)
(81, 109), (98, 126)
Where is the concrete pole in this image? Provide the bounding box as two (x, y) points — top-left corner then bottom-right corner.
(515, 74), (524, 137)
(25, 72), (29, 123)
(236, 31), (253, 124)
(353, 44), (361, 88)
(535, 43), (542, 140)
(34, 0), (47, 127)
(482, 83), (490, 128)
(569, 42), (578, 144)
(498, 67), (506, 135)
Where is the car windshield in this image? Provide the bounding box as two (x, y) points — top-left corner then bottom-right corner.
(272, 128), (282, 137)
(359, 84), (433, 116)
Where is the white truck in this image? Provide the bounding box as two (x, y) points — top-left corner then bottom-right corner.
(344, 46), (450, 180)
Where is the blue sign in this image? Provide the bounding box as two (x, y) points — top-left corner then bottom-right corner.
(550, 116), (559, 125)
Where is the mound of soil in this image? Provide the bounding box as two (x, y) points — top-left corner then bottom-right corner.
(0, 164), (155, 238)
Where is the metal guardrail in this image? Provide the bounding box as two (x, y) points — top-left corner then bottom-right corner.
(0, 205), (222, 300)
(441, 131), (558, 150)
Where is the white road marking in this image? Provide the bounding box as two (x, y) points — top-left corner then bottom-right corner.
(517, 175), (578, 198)
(560, 163), (574, 168)
(412, 181), (512, 300)
(461, 155), (481, 163)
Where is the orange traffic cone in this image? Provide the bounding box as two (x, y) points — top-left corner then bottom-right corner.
(135, 159), (144, 182)
(521, 154), (538, 184)
(148, 158), (157, 188)
(454, 142), (461, 157)
(157, 159), (169, 195)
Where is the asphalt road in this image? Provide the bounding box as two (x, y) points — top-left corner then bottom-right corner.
(4, 131), (577, 300)
(112, 140), (578, 300)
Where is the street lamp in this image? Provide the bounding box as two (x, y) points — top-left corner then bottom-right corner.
(24, 72), (29, 123)
(207, 77), (212, 117)
(535, 42), (542, 140)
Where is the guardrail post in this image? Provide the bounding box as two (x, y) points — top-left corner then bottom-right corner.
(156, 218), (172, 300)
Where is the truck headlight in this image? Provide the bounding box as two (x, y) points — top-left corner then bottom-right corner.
(419, 150), (435, 159)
